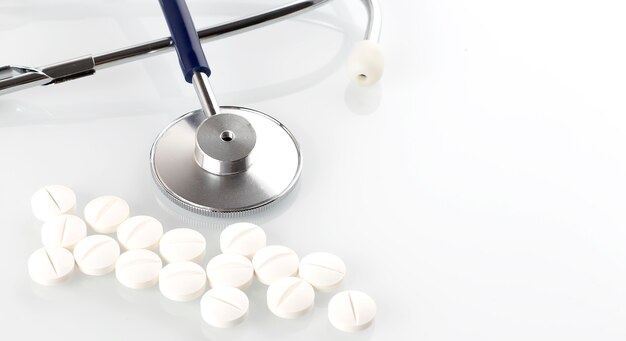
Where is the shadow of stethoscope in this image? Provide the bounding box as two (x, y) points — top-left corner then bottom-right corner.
(0, 0), (382, 127)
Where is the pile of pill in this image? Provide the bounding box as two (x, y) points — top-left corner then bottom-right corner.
(28, 185), (376, 332)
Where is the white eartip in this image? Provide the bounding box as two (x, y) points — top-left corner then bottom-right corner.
(347, 40), (384, 86)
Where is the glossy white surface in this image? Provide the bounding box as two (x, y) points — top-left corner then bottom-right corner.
(2, 0), (626, 340)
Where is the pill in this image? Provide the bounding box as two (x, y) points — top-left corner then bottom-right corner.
(84, 196), (130, 233)
(117, 215), (163, 251)
(159, 228), (206, 263)
(252, 245), (299, 285)
(328, 290), (377, 332)
(28, 247), (75, 286)
(159, 261), (207, 302)
(31, 185), (76, 221)
(220, 222), (266, 259)
(266, 277), (315, 319)
(73, 235), (120, 276)
(206, 254), (254, 289)
(40, 215), (87, 251)
(115, 249), (163, 289)
(298, 252), (346, 292)
(201, 287), (249, 328)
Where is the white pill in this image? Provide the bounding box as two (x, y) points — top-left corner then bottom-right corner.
(84, 196), (130, 234)
(267, 277), (315, 319)
(31, 185), (76, 221)
(220, 222), (266, 259)
(252, 245), (299, 285)
(159, 228), (206, 263)
(117, 216), (163, 251)
(28, 247), (75, 286)
(206, 254), (254, 289)
(40, 215), (87, 251)
(159, 261), (206, 302)
(298, 252), (346, 292)
(328, 290), (377, 332)
(201, 287), (249, 328)
(73, 235), (120, 276)
(115, 249), (163, 289)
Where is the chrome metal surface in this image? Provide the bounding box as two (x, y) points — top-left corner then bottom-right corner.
(0, 0), (382, 96)
(93, 0), (332, 70)
(40, 55), (96, 82)
(151, 107), (302, 216)
(363, 0), (382, 41)
(191, 71), (221, 117)
(194, 113), (257, 175)
(0, 66), (49, 95)
(0, 56), (95, 95)
(0, 65), (39, 81)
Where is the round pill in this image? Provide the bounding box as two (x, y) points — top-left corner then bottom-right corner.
(298, 252), (346, 292)
(220, 222), (266, 259)
(159, 261), (206, 302)
(328, 290), (377, 332)
(115, 249), (163, 289)
(201, 287), (249, 328)
(159, 228), (206, 263)
(84, 196), (130, 233)
(206, 254), (254, 289)
(252, 245), (299, 285)
(73, 235), (120, 276)
(28, 247), (75, 286)
(40, 215), (87, 251)
(117, 216), (163, 251)
(267, 277), (315, 319)
(31, 185), (76, 221)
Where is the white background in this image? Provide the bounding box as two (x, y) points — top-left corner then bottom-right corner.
(1, 0), (626, 340)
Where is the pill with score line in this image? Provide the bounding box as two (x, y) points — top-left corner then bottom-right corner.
(84, 196), (130, 234)
(252, 245), (299, 285)
(115, 249), (163, 289)
(220, 222), (266, 259)
(205, 253), (254, 289)
(201, 287), (249, 328)
(298, 252), (346, 292)
(159, 261), (207, 302)
(28, 246), (75, 286)
(31, 185), (76, 221)
(73, 235), (120, 275)
(117, 215), (163, 251)
(328, 290), (377, 332)
(267, 277), (315, 319)
(159, 228), (206, 263)
(40, 214), (87, 251)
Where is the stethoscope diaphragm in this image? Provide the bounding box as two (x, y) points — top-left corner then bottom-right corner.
(150, 106), (302, 217)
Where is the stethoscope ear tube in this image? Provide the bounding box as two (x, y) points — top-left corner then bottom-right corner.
(158, 0), (212, 83)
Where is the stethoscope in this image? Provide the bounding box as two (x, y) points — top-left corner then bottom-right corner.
(0, 0), (384, 216)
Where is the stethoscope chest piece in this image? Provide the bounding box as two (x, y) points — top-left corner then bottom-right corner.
(150, 106), (302, 216)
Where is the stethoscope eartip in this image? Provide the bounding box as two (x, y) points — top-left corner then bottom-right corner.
(347, 40), (385, 87)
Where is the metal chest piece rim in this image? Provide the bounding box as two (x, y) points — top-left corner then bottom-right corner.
(150, 106), (302, 217)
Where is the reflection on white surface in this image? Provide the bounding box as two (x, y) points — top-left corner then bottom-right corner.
(344, 82), (382, 115)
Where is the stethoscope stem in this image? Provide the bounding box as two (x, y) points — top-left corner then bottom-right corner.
(192, 71), (221, 117)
